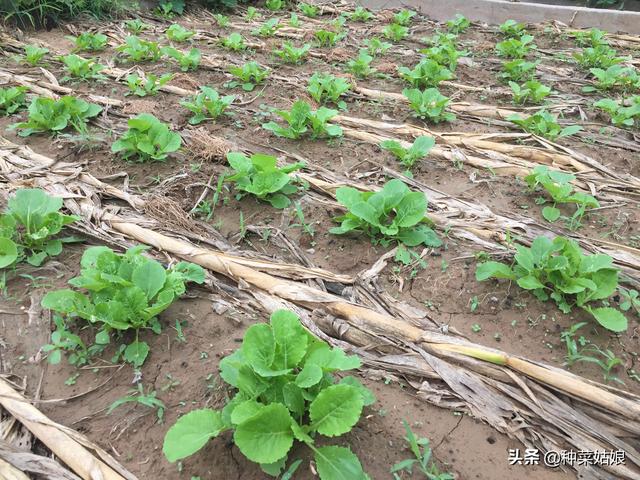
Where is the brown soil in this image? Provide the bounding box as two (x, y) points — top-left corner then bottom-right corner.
(1, 5), (639, 480)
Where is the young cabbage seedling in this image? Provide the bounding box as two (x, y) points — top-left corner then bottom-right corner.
(403, 88), (455, 123)
(446, 14), (470, 34)
(525, 165), (599, 229)
(42, 245), (204, 367)
(162, 47), (201, 71)
(60, 54), (106, 81)
(67, 32), (108, 52)
(499, 19), (526, 38)
(117, 36), (163, 62)
(253, 18), (281, 37)
(476, 236), (628, 332)
(163, 309), (375, 480)
(111, 113), (181, 162)
(273, 42), (311, 64)
(228, 62), (270, 91)
(262, 100), (343, 139)
(0, 188), (78, 269)
(225, 152), (304, 208)
(350, 6), (374, 22)
(383, 23), (408, 42)
(509, 80), (551, 105)
(166, 23), (195, 42)
(307, 73), (352, 109)
(593, 96), (640, 127)
(0, 86), (28, 116)
(380, 136), (436, 170)
(13, 96), (102, 136)
(398, 58), (453, 88)
(508, 110), (582, 141)
(22, 45), (49, 66)
(345, 50), (376, 78)
(331, 178), (442, 248)
(181, 87), (235, 124)
(126, 73), (174, 97)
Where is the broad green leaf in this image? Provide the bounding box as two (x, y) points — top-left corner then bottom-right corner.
(542, 206), (560, 222)
(230, 400), (263, 425)
(163, 409), (225, 462)
(271, 309), (307, 368)
(0, 237), (18, 268)
(309, 384), (363, 436)
(173, 261), (205, 283)
(295, 362), (323, 388)
(233, 403), (294, 464)
(132, 260), (167, 300)
(586, 307), (627, 332)
(306, 345), (361, 371)
(123, 340), (149, 367)
(394, 192), (426, 227)
(314, 445), (368, 480)
(242, 323), (276, 372)
(475, 261), (515, 281)
(283, 382), (305, 415)
(41, 289), (87, 314)
(579, 254), (614, 273)
(517, 275), (545, 290)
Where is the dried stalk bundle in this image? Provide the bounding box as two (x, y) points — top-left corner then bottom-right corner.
(2, 138), (640, 480)
(0, 378), (136, 480)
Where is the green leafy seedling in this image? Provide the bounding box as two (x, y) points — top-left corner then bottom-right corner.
(60, 54), (106, 81)
(571, 28), (608, 48)
(163, 47), (201, 71)
(245, 6), (260, 20)
(166, 23), (195, 42)
(126, 73), (174, 97)
(509, 80), (551, 104)
(314, 29), (343, 47)
(525, 165), (599, 229)
(499, 59), (538, 82)
(508, 110), (582, 140)
(298, 2), (318, 17)
(446, 14), (470, 34)
(383, 23), (408, 42)
(265, 0), (284, 10)
(67, 32), (108, 52)
(214, 14), (230, 27)
(220, 32), (247, 51)
(495, 34), (536, 59)
(380, 136), (435, 170)
(403, 88), (455, 123)
(117, 36), (162, 62)
(393, 9), (416, 26)
(350, 6), (374, 22)
(42, 245), (204, 367)
(345, 50), (375, 78)
(585, 65), (640, 92)
(23, 45), (49, 66)
(307, 73), (351, 109)
(0, 87), (28, 116)
(363, 37), (391, 57)
(108, 383), (166, 422)
(573, 45), (626, 69)
(225, 152), (304, 208)
(13, 96), (102, 136)
(262, 100), (342, 139)
(398, 58), (453, 88)
(228, 62), (270, 91)
(499, 19), (526, 38)
(0, 188), (78, 269)
(273, 42), (311, 64)
(331, 178), (442, 248)
(253, 18), (281, 37)
(163, 309), (374, 480)
(111, 113), (181, 162)
(419, 43), (467, 71)
(125, 18), (150, 33)
(476, 235), (628, 332)
(593, 96), (640, 127)
(181, 87), (235, 125)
